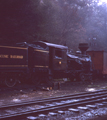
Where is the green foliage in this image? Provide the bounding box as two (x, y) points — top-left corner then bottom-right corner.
(0, 0), (107, 51)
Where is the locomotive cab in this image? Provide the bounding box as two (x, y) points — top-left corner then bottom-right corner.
(48, 45), (68, 79)
(52, 48), (67, 71)
(33, 41), (68, 79)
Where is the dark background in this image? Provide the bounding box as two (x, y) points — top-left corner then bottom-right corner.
(0, 0), (106, 51)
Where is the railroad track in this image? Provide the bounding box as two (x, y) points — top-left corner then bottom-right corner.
(1, 89), (107, 120)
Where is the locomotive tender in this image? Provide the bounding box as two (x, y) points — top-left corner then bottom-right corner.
(0, 41), (68, 87)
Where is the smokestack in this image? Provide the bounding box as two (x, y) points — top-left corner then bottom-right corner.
(78, 43), (89, 55)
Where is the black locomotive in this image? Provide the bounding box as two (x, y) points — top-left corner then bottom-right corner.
(0, 41), (92, 87)
(67, 43), (92, 82)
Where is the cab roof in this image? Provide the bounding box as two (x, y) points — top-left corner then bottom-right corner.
(33, 41), (68, 49)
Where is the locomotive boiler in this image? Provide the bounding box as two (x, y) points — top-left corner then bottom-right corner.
(67, 43), (92, 81)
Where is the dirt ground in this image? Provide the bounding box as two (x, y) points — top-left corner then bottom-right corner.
(1, 79), (107, 120)
(0, 79), (107, 105)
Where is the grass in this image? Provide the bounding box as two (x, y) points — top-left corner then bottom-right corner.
(54, 79), (63, 81)
(103, 86), (107, 89)
(88, 85), (100, 88)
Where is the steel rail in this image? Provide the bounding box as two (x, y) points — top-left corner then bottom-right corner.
(0, 89), (107, 109)
(0, 90), (107, 119)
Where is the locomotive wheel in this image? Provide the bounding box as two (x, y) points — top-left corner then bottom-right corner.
(32, 76), (41, 86)
(45, 76), (53, 86)
(79, 73), (86, 82)
(69, 76), (75, 81)
(88, 75), (93, 81)
(5, 76), (16, 87)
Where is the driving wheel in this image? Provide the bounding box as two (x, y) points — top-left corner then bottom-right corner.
(32, 76), (41, 86)
(79, 73), (86, 82)
(5, 76), (16, 87)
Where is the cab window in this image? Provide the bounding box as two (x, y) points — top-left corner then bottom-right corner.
(55, 49), (62, 58)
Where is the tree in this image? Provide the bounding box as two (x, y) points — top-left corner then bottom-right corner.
(0, 0), (107, 51)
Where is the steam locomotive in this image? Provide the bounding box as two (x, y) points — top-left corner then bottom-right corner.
(67, 43), (92, 82)
(0, 41), (92, 87)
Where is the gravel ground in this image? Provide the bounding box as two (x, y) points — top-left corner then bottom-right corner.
(0, 80), (107, 104)
(0, 79), (107, 119)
